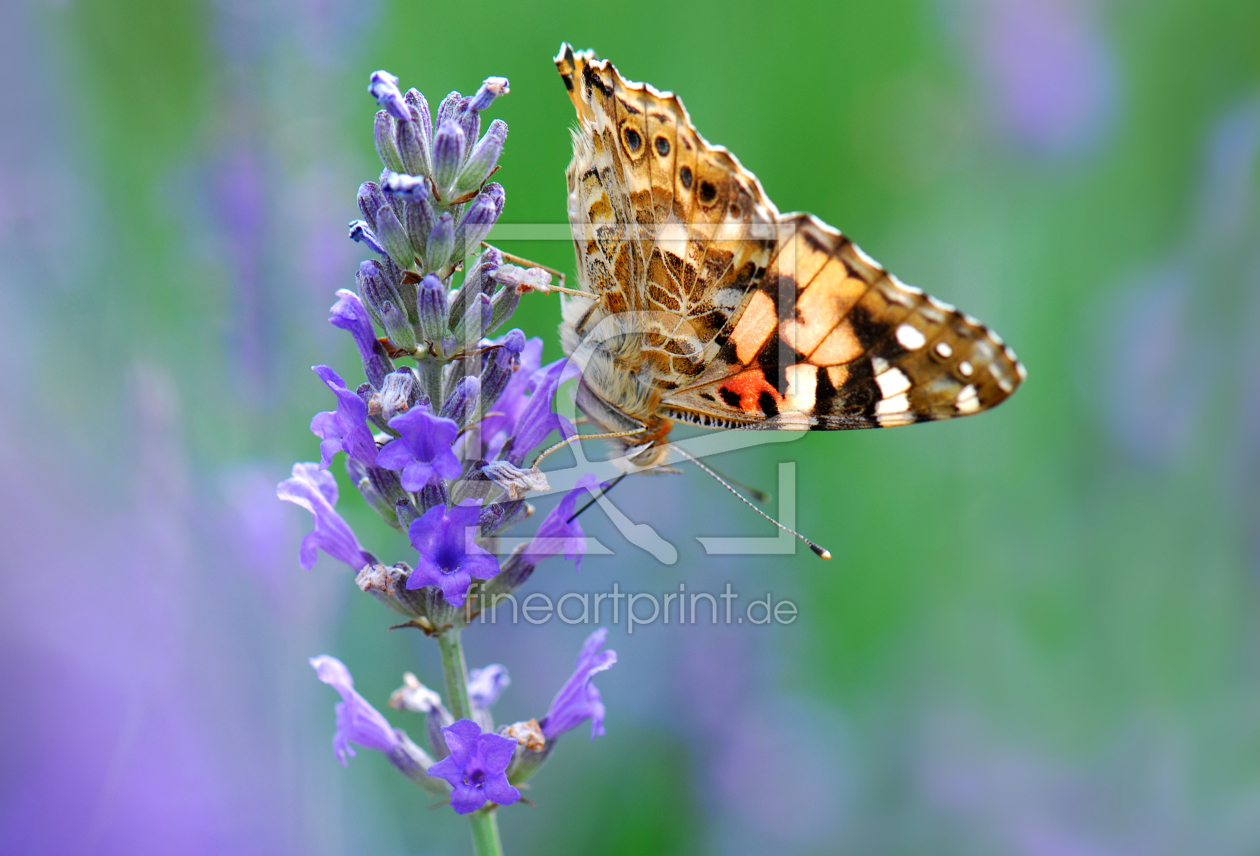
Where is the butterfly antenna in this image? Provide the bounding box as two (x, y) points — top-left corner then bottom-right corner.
(669, 445), (832, 560)
(701, 462), (771, 504)
(532, 428), (646, 468)
(567, 473), (626, 523)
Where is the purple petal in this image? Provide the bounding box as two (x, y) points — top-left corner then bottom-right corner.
(449, 783), (488, 815)
(278, 463), (367, 570)
(482, 775), (521, 806)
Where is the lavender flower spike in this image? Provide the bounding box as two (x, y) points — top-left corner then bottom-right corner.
(368, 70), (409, 122)
(310, 365), (378, 469)
(541, 628), (617, 740)
(427, 719), (521, 814)
(376, 406), (461, 491)
(277, 463), (372, 571)
(310, 655), (401, 764)
(524, 473), (601, 571)
(406, 501), (500, 606)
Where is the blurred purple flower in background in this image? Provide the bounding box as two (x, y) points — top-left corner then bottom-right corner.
(972, 0), (1118, 155)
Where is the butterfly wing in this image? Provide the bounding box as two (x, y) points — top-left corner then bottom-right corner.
(661, 213), (1027, 429)
(556, 44), (780, 390)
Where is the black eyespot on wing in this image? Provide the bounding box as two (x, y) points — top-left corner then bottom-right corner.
(699, 181), (717, 203)
(757, 390), (779, 417)
(718, 387), (741, 408)
(680, 166), (693, 188)
(623, 128), (641, 151)
(655, 136), (670, 156)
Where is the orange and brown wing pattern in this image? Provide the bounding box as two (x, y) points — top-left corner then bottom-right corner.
(662, 214), (1027, 429)
(555, 44), (779, 387)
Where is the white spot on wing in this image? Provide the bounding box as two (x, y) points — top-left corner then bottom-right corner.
(956, 384), (981, 414)
(876, 367), (911, 398)
(871, 357), (890, 375)
(875, 393), (910, 415)
(958, 360), (973, 377)
(784, 364), (816, 413)
(934, 341), (953, 359)
(896, 324), (927, 350)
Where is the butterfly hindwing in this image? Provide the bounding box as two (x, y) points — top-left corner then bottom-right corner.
(662, 214), (1027, 429)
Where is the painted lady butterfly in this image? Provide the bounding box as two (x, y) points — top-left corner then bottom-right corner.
(554, 44), (1025, 479)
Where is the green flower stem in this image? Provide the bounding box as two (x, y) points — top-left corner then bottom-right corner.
(437, 627), (505, 856)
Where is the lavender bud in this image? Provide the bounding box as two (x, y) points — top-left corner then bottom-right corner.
(479, 329), (525, 410)
(456, 184), (504, 259)
(452, 292), (491, 348)
(357, 181), (388, 230)
(467, 77), (509, 112)
(348, 458), (408, 528)
(349, 219), (387, 257)
(459, 109), (481, 163)
(374, 111), (405, 173)
(357, 259), (401, 328)
(426, 211), (455, 273)
(395, 498), (420, 529)
(431, 120), (466, 195)
(405, 190), (436, 257)
(450, 459), (493, 506)
(435, 91), (464, 130)
(439, 375), (481, 429)
(417, 481), (449, 515)
(368, 70), (409, 122)
(488, 280), (521, 333)
(380, 301), (417, 351)
(417, 274), (449, 344)
(478, 499), (528, 536)
(449, 247), (501, 328)
(373, 204), (416, 270)
(404, 89), (432, 146)
(397, 110), (433, 178)
(453, 120), (507, 198)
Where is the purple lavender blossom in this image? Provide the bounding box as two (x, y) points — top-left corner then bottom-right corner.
(541, 628), (616, 740)
(523, 473), (601, 571)
(467, 664), (510, 709)
(277, 463), (371, 570)
(329, 288), (392, 389)
(507, 357), (580, 465)
(310, 655), (401, 764)
(376, 407), (461, 491)
(406, 501), (500, 605)
(310, 365), (378, 469)
(481, 337), (543, 460)
(427, 719), (521, 814)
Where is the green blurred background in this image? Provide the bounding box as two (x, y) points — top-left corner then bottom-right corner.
(3, 0), (1259, 853)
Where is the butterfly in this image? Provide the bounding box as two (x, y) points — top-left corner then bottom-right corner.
(553, 43), (1025, 479)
